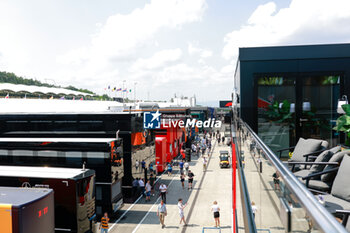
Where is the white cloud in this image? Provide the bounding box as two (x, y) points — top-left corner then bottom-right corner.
(131, 48), (182, 71)
(188, 43), (213, 58)
(58, 0), (207, 66)
(222, 0), (350, 60)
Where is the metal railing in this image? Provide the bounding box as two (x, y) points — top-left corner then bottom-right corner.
(233, 135), (257, 233)
(235, 117), (348, 233)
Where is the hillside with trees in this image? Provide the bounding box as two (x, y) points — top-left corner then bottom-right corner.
(0, 71), (95, 95)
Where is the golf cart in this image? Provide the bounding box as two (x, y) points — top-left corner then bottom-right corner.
(219, 150), (230, 168)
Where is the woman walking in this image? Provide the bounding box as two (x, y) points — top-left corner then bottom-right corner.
(178, 198), (188, 226)
(145, 180), (152, 202)
(211, 201), (220, 228)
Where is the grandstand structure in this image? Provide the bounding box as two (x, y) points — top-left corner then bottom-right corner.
(0, 83), (95, 99)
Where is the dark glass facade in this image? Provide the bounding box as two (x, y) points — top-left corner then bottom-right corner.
(234, 44), (350, 155)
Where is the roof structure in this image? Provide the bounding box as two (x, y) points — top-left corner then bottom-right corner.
(0, 83), (92, 96)
(0, 187), (53, 206)
(0, 99), (123, 113)
(0, 166), (94, 179)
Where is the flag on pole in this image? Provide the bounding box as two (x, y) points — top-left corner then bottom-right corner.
(4, 93), (9, 99)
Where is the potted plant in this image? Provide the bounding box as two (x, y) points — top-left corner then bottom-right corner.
(333, 104), (350, 149)
(265, 100), (294, 125)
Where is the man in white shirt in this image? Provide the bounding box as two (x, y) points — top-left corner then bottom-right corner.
(184, 161), (189, 175)
(159, 183), (167, 203)
(135, 160), (139, 172)
(138, 178), (145, 197)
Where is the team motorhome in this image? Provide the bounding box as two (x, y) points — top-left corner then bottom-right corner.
(0, 166), (95, 233)
(0, 138), (123, 217)
(0, 187), (55, 233)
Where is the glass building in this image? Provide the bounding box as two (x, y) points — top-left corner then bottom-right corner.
(234, 43), (350, 157)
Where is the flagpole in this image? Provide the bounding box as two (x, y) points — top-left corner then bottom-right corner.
(134, 82), (137, 106)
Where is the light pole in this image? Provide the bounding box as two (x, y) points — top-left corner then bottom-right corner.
(123, 80), (126, 105)
(134, 82), (137, 106)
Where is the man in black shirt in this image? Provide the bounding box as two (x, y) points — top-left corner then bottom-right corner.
(187, 170), (195, 190)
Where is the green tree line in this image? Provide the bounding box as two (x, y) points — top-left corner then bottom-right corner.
(0, 71), (95, 95)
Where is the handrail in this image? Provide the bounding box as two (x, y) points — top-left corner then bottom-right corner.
(240, 119), (348, 233)
(232, 124), (257, 233)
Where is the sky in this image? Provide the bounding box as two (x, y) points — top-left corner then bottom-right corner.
(1, 0), (350, 106)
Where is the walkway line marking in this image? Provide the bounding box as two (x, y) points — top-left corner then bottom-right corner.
(109, 171), (165, 230)
(132, 171), (178, 233)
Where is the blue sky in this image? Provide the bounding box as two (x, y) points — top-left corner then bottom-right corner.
(0, 0), (350, 105)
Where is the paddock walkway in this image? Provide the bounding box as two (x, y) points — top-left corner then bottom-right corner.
(100, 130), (234, 233)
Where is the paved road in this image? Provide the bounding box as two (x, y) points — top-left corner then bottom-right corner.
(96, 130), (233, 233)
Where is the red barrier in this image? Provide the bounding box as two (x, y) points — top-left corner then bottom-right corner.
(232, 141), (237, 233)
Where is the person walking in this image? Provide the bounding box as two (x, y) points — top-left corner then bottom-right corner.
(179, 160), (184, 175)
(157, 200), (167, 229)
(132, 178), (139, 197)
(159, 183), (167, 203)
(167, 163), (173, 176)
(202, 157), (207, 171)
(149, 162), (154, 174)
(149, 173), (155, 196)
(99, 212), (110, 233)
(211, 201), (220, 228)
(178, 198), (188, 226)
(135, 160), (139, 172)
(180, 173), (185, 189)
(251, 201), (258, 219)
(202, 144), (206, 156)
(138, 178), (145, 197)
(141, 160), (146, 171)
(184, 161), (189, 175)
(272, 172), (280, 190)
(187, 170), (195, 190)
(222, 136), (225, 145)
(145, 180), (152, 202)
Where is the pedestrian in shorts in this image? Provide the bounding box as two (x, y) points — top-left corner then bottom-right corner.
(211, 201), (220, 228)
(145, 180), (152, 202)
(187, 170), (194, 190)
